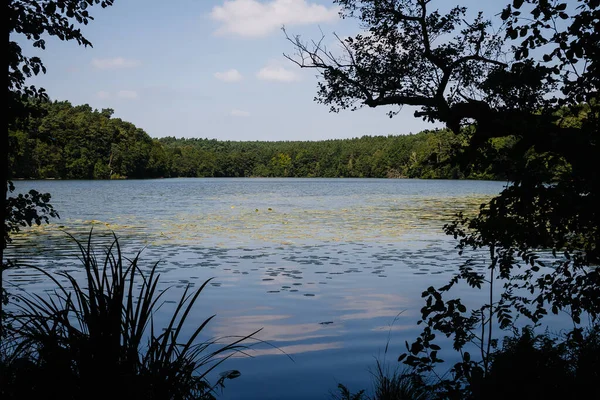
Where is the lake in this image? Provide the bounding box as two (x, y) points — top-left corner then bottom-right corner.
(6, 178), (506, 399)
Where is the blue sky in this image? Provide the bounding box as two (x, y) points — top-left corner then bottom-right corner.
(17, 0), (504, 141)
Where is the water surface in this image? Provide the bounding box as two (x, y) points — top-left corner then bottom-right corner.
(6, 178), (506, 399)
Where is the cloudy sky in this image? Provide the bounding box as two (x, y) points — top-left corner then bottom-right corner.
(17, 0), (502, 141)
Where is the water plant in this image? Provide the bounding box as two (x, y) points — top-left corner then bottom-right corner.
(1, 231), (258, 399)
(331, 313), (432, 400)
(369, 361), (431, 400)
(331, 364), (431, 400)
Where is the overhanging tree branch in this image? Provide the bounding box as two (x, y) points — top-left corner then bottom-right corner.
(285, 0), (506, 123)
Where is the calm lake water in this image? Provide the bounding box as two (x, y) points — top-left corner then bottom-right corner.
(6, 178), (507, 399)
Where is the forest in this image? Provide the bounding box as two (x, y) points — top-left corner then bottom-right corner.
(8, 100), (517, 180)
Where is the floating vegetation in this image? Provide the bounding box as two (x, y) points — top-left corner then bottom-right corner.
(8, 193), (493, 251)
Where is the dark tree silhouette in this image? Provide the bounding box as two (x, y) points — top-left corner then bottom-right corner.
(284, 0), (597, 164)
(287, 0), (599, 396)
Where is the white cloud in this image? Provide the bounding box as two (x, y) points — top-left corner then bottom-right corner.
(97, 90), (110, 99)
(230, 109), (251, 117)
(257, 63), (299, 82)
(210, 0), (339, 38)
(117, 90), (139, 99)
(214, 69), (243, 82)
(91, 57), (141, 70)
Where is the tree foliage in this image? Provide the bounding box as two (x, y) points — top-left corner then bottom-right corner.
(8, 0), (114, 123)
(9, 101), (165, 179)
(9, 100), (543, 180)
(4, 182), (58, 249)
(287, 0), (599, 397)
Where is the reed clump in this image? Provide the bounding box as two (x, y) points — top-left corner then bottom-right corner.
(1, 232), (257, 400)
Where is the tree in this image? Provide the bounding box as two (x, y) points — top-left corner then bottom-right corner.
(4, 0), (114, 337)
(13, 103), (503, 180)
(287, 0), (599, 395)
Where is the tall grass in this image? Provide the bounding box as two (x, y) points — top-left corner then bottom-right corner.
(369, 360), (431, 400)
(332, 366), (431, 400)
(331, 312), (432, 400)
(1, 232), (258, 399)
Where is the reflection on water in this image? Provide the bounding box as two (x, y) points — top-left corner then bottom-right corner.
(5, 178), (504, 400)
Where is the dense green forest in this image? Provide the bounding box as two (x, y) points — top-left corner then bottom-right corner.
(9, 100), (513, 180)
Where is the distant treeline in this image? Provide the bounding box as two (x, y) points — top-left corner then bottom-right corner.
(9, 101), (513, 180)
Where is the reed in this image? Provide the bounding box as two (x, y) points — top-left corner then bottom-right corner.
(369, 361), (431, 400)
(1, 231), (258, 399)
